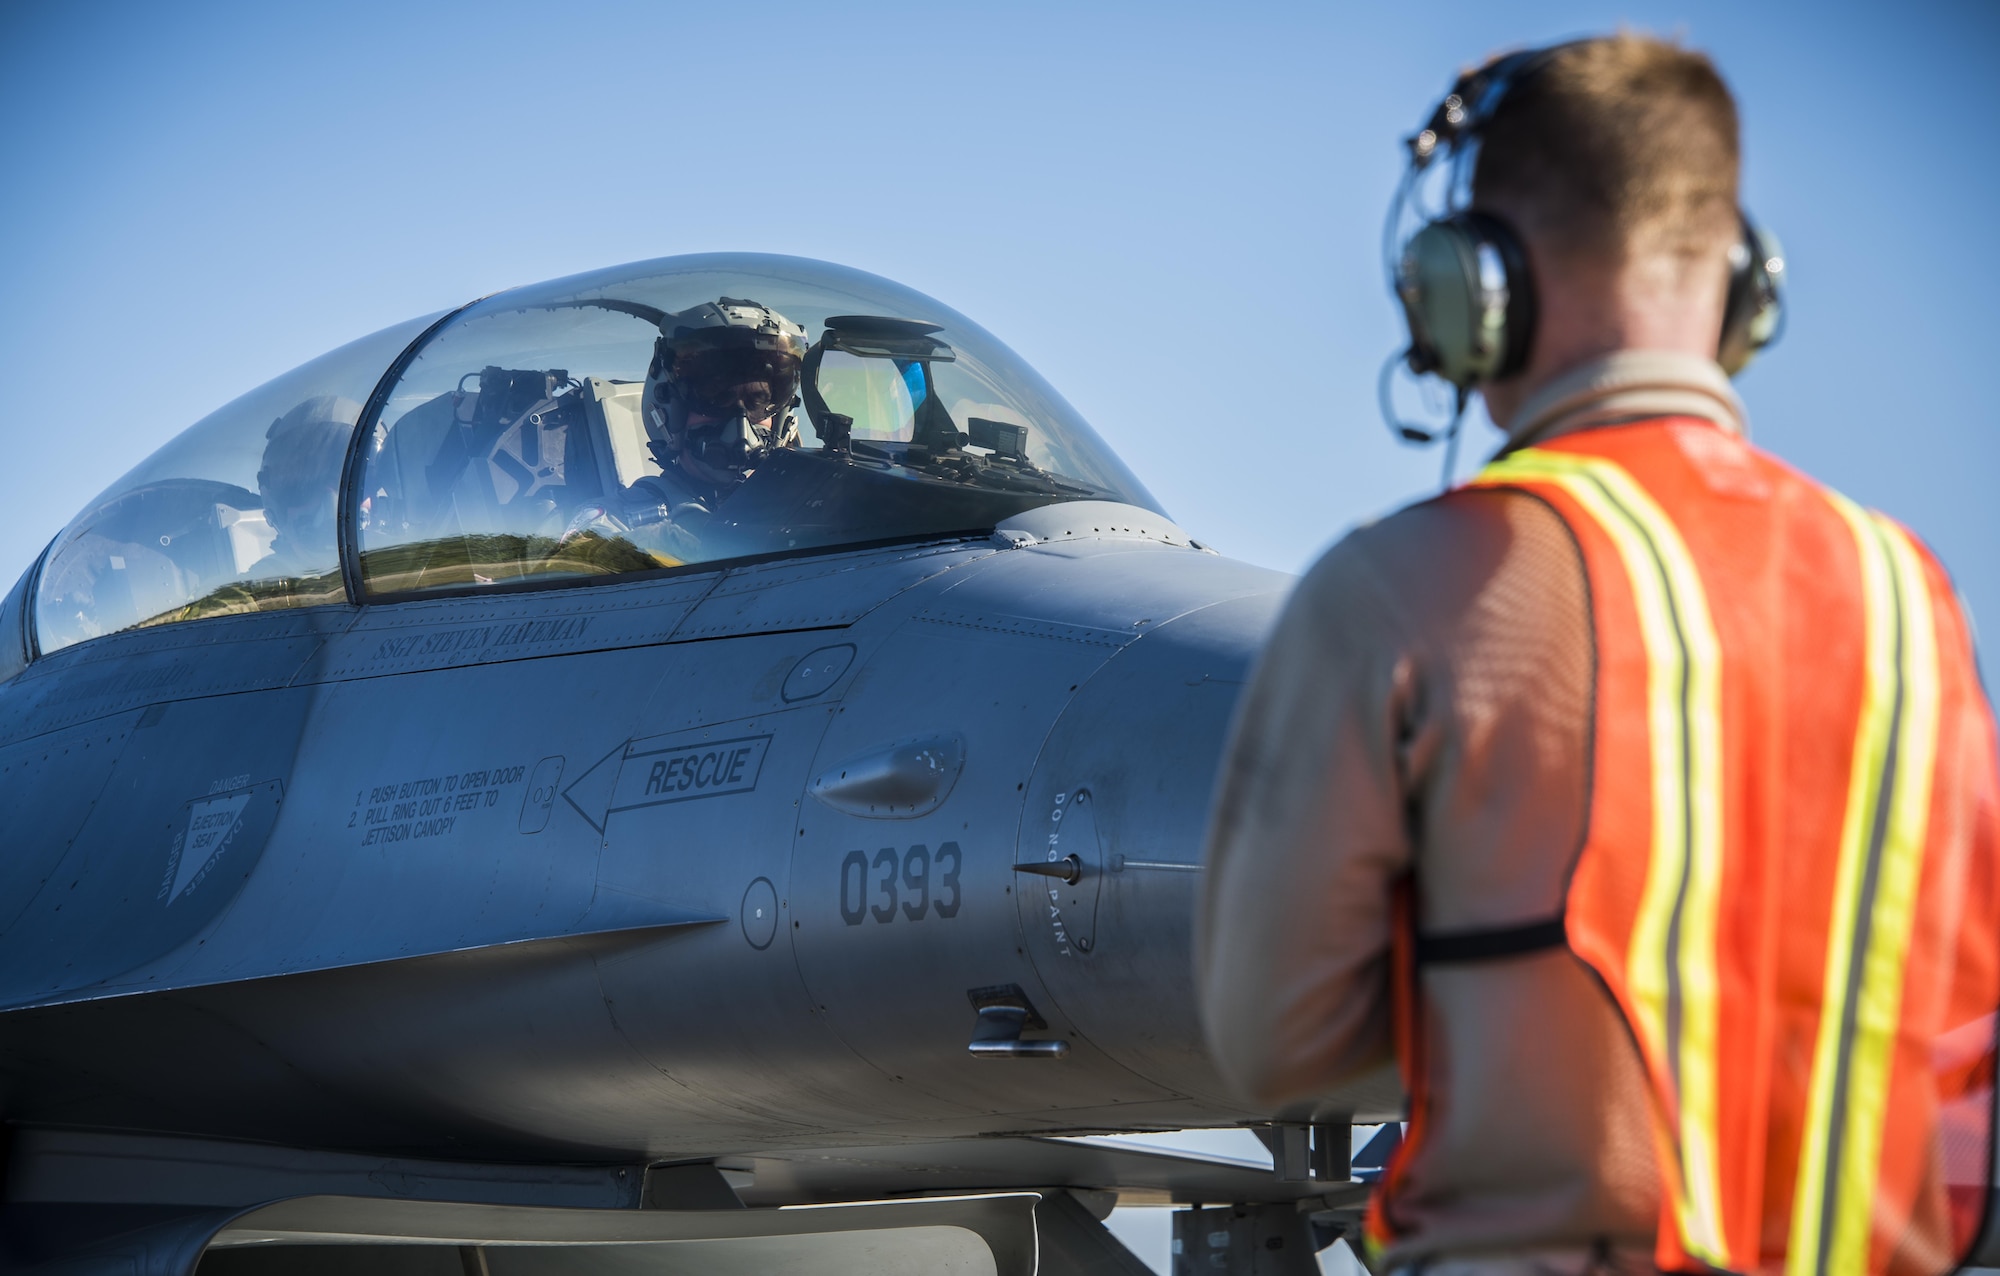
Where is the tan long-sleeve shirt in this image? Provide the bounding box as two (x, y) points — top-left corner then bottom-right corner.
(1196, 353), (1755, 1263)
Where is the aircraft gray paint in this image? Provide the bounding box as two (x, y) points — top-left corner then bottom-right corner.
(2, 253), (1939, 1275)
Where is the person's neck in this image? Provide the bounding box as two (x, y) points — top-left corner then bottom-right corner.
(1479, 247), (1731, 432)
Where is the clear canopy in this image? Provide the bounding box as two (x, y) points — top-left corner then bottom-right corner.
(354, 253), (1158, 594)
(33, 315), (436, 655)
(29, 254), (1159, 656)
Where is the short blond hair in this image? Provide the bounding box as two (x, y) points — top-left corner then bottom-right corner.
(1472, 34), (1740, 262)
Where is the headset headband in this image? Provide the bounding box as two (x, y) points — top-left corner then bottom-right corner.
(1406, 42), (1586, 170)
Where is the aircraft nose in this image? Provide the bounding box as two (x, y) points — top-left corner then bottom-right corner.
(1013, 589), (1285, 1106)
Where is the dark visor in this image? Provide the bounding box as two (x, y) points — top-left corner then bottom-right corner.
(675, 346), (802, 424)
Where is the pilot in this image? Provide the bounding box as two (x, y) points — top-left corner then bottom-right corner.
(253, 394), (361, 581)
(604, 297), (809, 560)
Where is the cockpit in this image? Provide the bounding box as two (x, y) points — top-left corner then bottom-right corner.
(23, 254), (1159, 657)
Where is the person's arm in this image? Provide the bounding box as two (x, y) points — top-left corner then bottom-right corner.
(1195, 532), (1426, 1105)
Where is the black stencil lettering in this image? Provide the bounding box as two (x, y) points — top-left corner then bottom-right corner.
(839, 850), (868, 926)
(902, 845), (930, 920)
(934, 841), (963, 919)
(871, 847), (899, 923)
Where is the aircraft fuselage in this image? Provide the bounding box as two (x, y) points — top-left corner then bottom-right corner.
(0, 515), (1306, 1165)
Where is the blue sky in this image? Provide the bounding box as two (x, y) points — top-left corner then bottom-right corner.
(3, 0), (1995, 636)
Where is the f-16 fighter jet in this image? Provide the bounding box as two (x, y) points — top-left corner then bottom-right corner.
(0, 254), (1396, 1275)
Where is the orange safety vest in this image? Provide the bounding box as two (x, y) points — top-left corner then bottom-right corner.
(1365, 419), (2000, 1276)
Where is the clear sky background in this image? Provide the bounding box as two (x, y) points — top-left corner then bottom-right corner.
(3, 1), (1996, 636)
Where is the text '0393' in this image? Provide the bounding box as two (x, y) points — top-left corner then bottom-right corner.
(840, 844), (963, 925)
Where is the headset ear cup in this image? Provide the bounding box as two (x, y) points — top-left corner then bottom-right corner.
(1396, 214), (1534, 388)
(1460, 212), (1536, 380)
(1396, 220), (1467, 380)
(1719, 214), (1784, 375)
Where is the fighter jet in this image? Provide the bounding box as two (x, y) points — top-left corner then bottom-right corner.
(0, 254), (1400, 1275)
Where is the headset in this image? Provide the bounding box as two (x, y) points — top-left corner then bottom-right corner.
(1384, 40), (1786, 447)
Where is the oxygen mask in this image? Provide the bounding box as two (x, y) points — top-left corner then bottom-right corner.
(672, 410), (760, 483)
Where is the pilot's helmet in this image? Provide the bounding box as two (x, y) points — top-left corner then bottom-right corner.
(643, 297), (808, 488)
(258, 395), (363, 541)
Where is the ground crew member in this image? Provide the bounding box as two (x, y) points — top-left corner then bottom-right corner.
(1196, 35), (1999, 1276)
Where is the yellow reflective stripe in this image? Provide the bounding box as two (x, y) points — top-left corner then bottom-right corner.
(1785, 494), (1894, 1276)
(1838, 518), (1942, 1266)
(1788, 500), (1941, 1276)
(1474, 450), (1731, 1267)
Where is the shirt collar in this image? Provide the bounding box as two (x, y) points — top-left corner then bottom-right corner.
(1501, 350), (1748, 450)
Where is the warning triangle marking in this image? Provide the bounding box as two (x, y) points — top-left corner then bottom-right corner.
(171, 791), (252, 899)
